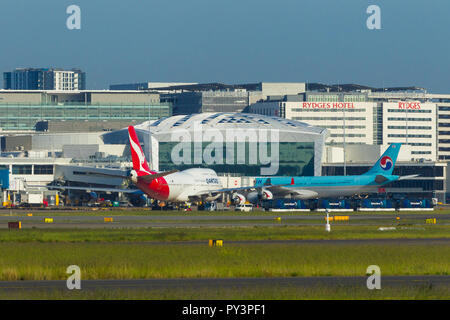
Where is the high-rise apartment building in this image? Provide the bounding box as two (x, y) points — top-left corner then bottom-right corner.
(3, 68), (86, 90)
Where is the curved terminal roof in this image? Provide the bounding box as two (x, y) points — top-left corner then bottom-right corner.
(133, 112), (327, 135)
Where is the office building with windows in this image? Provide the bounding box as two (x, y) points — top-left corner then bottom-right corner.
(3, 68), (86, 90)
(0, 90), (170, 131)
(249, 92), (437, 161)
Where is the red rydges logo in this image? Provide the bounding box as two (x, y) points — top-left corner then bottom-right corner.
(398, 102), (421, 110)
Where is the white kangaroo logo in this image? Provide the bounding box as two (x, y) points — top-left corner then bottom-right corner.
(129, 132), (151, 174)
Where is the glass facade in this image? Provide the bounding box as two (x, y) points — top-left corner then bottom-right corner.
(34, 165), (54, 175)
(12, 165), (32, 174)
(0, 103), (171, 130)
(158, 142), (315, 176)
(323, 165), (444, 178)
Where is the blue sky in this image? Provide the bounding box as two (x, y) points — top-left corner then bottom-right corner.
(0, 0), (448, 92)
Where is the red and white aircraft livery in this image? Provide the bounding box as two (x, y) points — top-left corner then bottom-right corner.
(32, 126), (252, 203)
(127, 125), (226, 202)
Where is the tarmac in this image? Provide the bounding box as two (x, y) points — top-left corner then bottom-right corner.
(0, 213), (447, 229)
(0, 276), (448, 292)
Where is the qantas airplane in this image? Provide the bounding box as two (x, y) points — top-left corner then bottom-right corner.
(36, 126), (249, 203)
(235, 143), (419, 203)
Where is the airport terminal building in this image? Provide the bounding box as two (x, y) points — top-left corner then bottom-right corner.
(0, 90), (170, 132)
(102, 113), (328, 177)
(2, 84), (450, 205)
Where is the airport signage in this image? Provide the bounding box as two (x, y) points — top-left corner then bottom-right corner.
(398, 102), (421, 110)
(301, 102), (355, 109)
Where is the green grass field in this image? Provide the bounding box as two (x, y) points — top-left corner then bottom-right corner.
(0, 212), (448, 300)
(1, 285), (449, 300)
(0, 242), (448, 280)
(0, 225), (449, 242)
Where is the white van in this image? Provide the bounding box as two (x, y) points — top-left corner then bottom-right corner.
(235, 204), (253, 212)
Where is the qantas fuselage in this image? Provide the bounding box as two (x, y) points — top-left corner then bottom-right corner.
(136, 168), (222, 202)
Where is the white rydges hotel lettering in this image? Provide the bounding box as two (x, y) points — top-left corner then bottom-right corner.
(302, 102), (355, 109)
(171, 122), (280, 175)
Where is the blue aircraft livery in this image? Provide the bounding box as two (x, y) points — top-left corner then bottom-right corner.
(252, 143), (417, 200)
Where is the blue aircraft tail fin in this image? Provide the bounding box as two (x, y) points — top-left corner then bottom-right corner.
(365, 143), (401, 176)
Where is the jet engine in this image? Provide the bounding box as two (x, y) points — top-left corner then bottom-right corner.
(247, 189), (274, 203)
(130, 170), (138, 184)
(261, 189), (273, 200)
(232, 193), (246, 205)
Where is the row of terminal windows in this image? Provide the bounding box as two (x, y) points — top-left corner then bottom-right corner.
(387, 134), (432, 138)
(438, 123), (450, 127)
(344, 95), (367, 102)
(292, 117), (366, 121)
(387, 142), (432, 146)
(330, 134), (366, 137)
(323, 166), (443, 178)
(387, 126), (432, 130)
(307, 95), (339, 102)
(387, 117), (431, 121)
(306, 95), (367, 102)
(390, 180), (442, 190)
(387, 109), (432, 113)
(411, 151), (432, 155)
(7, 165), (54, 175)
(321, 125), (366, 129)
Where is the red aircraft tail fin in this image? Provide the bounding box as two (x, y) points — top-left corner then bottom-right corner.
(128, 126), (152, 174)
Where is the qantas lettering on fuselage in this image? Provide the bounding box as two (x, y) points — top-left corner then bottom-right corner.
(206, 178), (219, 184)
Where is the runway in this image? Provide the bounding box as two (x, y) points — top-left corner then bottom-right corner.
(0, 213), (447, 229)
(0, 276), (449, 292)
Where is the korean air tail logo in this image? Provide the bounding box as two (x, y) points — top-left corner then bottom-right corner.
(380, 156), (393, 171)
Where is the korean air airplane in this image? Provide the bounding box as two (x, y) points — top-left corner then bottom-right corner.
(245, 143), (418, 201)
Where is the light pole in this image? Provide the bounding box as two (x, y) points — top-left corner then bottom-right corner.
(325, 208), (331, 232)
(405, 103), (408, 147)
(343, 103), (346, 176)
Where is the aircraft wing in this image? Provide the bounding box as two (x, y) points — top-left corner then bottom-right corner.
(70, 170), (130, 179)
(137, 170), (179, 183)
(27, 185), (140, 193)
(398, 174), (420, 180)
(190, 182), (308, 198)
(63, 169), (178, 183)
(188, 185), (259, 198)
(263, 185), (319, 199)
